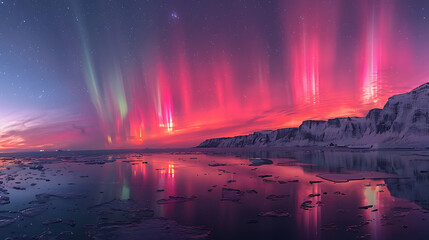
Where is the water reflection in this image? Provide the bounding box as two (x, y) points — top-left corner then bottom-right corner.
(1, 150), (429, 239)
(92, 150), (428, 239)
(205, 150), (429, 210)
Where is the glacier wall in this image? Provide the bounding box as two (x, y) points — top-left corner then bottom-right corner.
(197, 83), (429, 148)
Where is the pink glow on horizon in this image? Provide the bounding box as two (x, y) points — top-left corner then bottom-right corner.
(0, 111), (100, 151)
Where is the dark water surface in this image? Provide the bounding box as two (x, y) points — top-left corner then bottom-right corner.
(1, 149), (429, 239)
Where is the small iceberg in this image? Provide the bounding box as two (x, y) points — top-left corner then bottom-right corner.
(156, 196), (196, 204)
(0, 216), (16, 227)
(221, 188), (244, 201)
(248, 158), (273, 166)
(208, 162), (227, 167)
(19, 205), (49, 217)
(258, 210), (290, 217)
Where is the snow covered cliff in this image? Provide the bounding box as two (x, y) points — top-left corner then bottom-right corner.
(197, 83), (429, 148)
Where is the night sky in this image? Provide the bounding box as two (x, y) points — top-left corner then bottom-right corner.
(1, 0), (429, 150)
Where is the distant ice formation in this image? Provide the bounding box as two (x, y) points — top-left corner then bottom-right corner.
(197, 83), (429, 149)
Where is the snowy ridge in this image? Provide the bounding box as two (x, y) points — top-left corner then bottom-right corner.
(197, 83), (429, 148)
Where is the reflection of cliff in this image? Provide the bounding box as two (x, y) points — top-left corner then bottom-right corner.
(204, 150), (429, 209)
(295, 151), (429, 209)
(385, 175), (429, 210)
(198, 83), (429, 148)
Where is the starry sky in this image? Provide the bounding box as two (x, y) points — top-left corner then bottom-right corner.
(1, 0), (429, 151)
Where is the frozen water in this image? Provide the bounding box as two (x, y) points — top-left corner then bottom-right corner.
(87, 218), (211, 240)
(89, 199), (154, 222)
(0, 149), (429, 239)
(19, 205), (48, 217)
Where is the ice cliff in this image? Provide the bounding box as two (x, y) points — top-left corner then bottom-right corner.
(197, 82), (429, 148)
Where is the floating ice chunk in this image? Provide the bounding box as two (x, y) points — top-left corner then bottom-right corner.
(266, 194), (288, 200)
(320, 223), (337, 231)
(28, 164), (44, 170)
(55, 231), (74, 240)
(346, 221), (370, 232)
(262, 179), (277, 183)
(89, 199), (154, 222)
(0, 187), (9, 194)
(208, 162), (226, 167)
(45, 193), (86, 200)
(30, 193), (86, 204)
(156, 196), (196, 204)
(300, 201), (314, 210)
(42, 218), (62, 225)
(0, 215), (16, 227)
(358, 205), (373, 209)
(0, 196), (10, 205)
(249, 158), (273, 166)
(258, 210), (290, 217)
(20, 205), (48, 217)
(87, 218), (211, 240)
(221, 188), (244, 201)
(32, 230), (52, 240)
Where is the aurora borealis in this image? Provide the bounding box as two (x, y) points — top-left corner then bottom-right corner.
(1, 0), (429, 151)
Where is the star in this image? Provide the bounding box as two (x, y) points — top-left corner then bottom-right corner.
(170, 11), (179, 20)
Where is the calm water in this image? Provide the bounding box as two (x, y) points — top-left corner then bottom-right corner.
(1, 149), (429, 240)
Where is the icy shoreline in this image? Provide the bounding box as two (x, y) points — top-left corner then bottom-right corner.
(198, 83), (429, 149)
